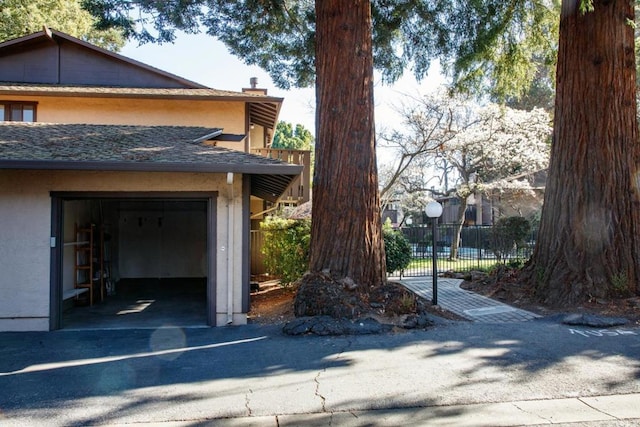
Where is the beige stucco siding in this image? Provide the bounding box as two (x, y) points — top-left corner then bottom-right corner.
(0, 177), (51, 331)
(0, 169), (245, 331)
(4, 95), (247, 134)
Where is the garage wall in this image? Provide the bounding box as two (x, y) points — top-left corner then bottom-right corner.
(118, 202), (207, 278)
(0, 169), (245, 331)
(0, 175), (52, 331)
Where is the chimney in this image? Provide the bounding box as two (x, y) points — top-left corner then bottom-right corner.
(243, 77), (268, 95)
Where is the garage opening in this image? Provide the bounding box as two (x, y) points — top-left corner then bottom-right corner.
(51, 193), (216, 330)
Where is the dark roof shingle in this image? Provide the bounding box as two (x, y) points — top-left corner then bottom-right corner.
(0, 122), (302, 202)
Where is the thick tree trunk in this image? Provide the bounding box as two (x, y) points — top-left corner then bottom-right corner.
(525, 0), (640, 305)
(310, 0), (386, 291)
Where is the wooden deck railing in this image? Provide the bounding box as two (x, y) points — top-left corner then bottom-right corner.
(252, 148), (311, 203)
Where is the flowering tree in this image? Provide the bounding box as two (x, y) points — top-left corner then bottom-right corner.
(381, 93), (551, 258)
(442, 105), (551, 258)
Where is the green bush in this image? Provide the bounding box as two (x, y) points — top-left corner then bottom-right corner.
(491, 216), (531, 261)
(383, 222), (413, 275)
(260, 217), (311, 287)
(260, 217), (411, 283)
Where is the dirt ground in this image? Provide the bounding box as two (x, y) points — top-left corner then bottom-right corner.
(248, 284), (296, 325)
(458, 267), (640, 326)
(249, 271), (640, 326)
(248, 280), (462, 326)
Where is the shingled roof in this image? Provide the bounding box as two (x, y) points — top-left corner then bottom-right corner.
(0, 122), (302, 202)
(0, 83), (281, 101)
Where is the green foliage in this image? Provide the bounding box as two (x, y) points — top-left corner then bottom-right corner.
(1, 0), (125, 50)
(579, 0), (595, 14)
(84, 0), (559, 100)
(260, 216), (310, 287)
(433, 0), (559, 101)
(272, 121), (314, 150)
(610, 272), (631, 297)
(490, 216), (532, 261)
(260, 216), (413, 280)
(382, 221), (412, 275)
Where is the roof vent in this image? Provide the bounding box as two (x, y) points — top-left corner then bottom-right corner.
(250, 77), (258, 89)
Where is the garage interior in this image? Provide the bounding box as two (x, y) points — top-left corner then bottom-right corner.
(60, 197), (211, 329)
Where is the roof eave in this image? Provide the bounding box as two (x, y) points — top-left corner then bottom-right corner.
(0, 159), (302, 203)
(0, 87), (285, 104)
(0, 159), (302, 175)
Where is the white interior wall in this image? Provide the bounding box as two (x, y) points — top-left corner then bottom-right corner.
(117, 202), (207, 278)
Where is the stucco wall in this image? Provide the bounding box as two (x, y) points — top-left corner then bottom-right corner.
(0, 169), (245, 331)
(4, 95), (247, 135)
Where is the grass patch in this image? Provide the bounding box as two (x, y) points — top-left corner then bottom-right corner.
(407, 257), (498, 272)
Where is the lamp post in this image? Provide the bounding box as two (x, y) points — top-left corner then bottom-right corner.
(425, 201), (443, 305)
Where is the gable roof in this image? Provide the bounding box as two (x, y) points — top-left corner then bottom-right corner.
(0, 122), (301, 202)
(0, 27), (205, 88)
(0, 28), (283, 130)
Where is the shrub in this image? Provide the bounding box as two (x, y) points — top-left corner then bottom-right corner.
(260, 216), (311, 287)
(383, 222), (413, 275)
(490, 216), (531, 262)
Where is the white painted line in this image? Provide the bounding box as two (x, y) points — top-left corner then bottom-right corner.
(464, 306), (517, 316)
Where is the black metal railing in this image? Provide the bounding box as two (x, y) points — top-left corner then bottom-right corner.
(397, 224), (537, 277)
(251, 223), (537, 278)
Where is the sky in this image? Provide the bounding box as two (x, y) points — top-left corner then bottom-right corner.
(120, 32), (446, 163)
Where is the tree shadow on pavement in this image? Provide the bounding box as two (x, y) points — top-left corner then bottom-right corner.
(0, 319), (638, 425)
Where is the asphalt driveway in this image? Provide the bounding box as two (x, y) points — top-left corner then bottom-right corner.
(1, 318), (639, 426)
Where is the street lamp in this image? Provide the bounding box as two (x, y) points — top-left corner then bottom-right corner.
(425, 201), (443, 305)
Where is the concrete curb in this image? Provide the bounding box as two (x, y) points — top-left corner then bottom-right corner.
(92, 393), (640, 426)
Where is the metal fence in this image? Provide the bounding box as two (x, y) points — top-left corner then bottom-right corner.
(250, 223), (537, 279)
(398, 224), (537, 277)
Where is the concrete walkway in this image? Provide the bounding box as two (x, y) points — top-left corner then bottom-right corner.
(400, 277), (541, 322)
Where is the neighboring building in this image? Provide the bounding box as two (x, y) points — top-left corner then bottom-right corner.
(381, 200), (400, 227)
(439, 170), (546, 226)
(0, 28), (307, 331)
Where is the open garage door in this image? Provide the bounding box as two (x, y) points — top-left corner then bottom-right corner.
(50, 192), (217, 330)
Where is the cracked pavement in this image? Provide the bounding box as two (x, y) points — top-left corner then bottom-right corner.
(0, 318), (639, 426)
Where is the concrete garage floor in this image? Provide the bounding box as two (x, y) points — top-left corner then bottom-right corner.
(63, 278), (207, 330)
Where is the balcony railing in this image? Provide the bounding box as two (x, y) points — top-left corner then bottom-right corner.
(252, 148), (311, 203)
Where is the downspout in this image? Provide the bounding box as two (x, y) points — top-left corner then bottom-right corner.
(226, 172), (235, 324)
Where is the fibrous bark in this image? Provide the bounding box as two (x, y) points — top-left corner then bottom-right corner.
(309, 0), (386, 290)
(525, 0), (640, 305)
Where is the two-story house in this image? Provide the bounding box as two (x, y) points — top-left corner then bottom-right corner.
(0, 27), (306, 331)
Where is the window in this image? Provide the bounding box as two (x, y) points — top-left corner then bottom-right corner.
(1, 102), (37, 122)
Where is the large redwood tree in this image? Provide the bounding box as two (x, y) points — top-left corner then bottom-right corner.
(86, 0), (640, 308)
(524, 0), (640, 305)
(310, 1), (386, 291)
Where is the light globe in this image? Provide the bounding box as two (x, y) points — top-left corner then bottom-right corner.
(425, 201), (443, 218)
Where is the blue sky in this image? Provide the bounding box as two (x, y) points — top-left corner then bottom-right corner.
(120, 32), (445, 138)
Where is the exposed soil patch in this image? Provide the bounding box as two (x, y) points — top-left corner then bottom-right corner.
(457, 267), (640, 326)
(248, 284), (295, 325)
(248, 277), (464, 327)
(250, 269), (640, 328)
